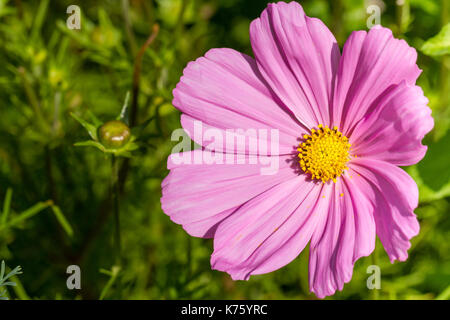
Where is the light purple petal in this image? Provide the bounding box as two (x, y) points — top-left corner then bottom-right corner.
(211, 175), (326, 280)
(308, 177), (375, 298)
(161, 151), (298, 238)
(172, 48), (303, 155)
(350, 81), (434, 166)
(250, 1), (340, 129)
(349, 158), (420, 263)
(333, 26), (421, 134)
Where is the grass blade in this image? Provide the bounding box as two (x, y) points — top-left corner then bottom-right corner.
(0, 200), (53, 231)
(0, 261), (5, 281)
(51, 205), (74, 238)
(1, 188), (13, 225)
(436, 285), (450, 300)
(99, 266), (120, 300)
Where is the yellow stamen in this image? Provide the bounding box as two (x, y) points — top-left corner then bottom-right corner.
(298, 125), (351, 183)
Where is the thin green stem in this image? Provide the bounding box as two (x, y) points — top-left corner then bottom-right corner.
(1, 188), (13, 225)
(440, 0), (449, 113)
(17, 67), (48, 133)
(396, 0), (410, 37)
(187, 235), (192, 277)
(121, 0), (138, 57)
(111, 155), (122, 265)
(175, 0), (189, 40)
(331, 0), (344, 45)
(371, 241), (380, 300)
(53, 91), (62, 133)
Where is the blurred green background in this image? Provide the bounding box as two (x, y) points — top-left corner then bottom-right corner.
(0, 0), (449, 300)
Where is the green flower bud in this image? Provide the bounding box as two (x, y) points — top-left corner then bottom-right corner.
(98, 120), (131, 149)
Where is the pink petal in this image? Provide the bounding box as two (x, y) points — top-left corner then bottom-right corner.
(333, 26), (422, 134)
(250, 1), (340, 129)
(172, 48), (303, 155)
(349, 158), (420, 263)
(350, 82), (434, 166)
(211, 175), (327, 281)
(308, 177), (375, 298)
(161, 150), (299, 238)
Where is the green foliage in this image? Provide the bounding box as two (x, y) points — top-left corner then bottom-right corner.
(0, 0), (448, 301)
(0, 260), (23, 300)
(421, 23), (450, 56)
(99, 266), (121, 300)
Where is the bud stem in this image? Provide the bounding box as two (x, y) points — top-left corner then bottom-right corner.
(111, 155), (122, 265)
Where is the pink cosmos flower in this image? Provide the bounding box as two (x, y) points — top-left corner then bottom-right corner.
(161, 1), (434, 298)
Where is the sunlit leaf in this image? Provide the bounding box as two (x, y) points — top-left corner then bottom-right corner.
(51, 205), (74, 238)
(421, 23), (450, 56)
(71, 112), (99, 141)
(74, 140), (106, 152)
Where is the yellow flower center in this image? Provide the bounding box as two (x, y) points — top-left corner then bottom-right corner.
(298, 124), (351, 183)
